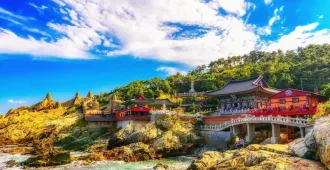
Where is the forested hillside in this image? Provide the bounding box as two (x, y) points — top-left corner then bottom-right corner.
(113, 44), (330, 100)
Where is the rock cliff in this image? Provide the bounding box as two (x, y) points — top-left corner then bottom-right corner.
(289, 116), (330, 169)
(90, 115), (202, 162)
(189, 144), (326, 170)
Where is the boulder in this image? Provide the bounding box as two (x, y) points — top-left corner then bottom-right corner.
(304, 130), (316, 149)
(290, 138), (315, 159)
(313, 116), (330, 169)
(153, 163), (169, 170)
(189, 151), (224, 170)
(5, 160), (18, 168)
(246, 144), (261, 151)
(90, 142), (156, 162)
(190, 147), (326, 170)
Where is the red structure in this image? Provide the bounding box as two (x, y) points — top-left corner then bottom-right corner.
(115, 106), (151, 121)
(247, 88), (327, 117)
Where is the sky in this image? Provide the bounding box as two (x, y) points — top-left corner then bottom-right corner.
(0, 0), (330, 114)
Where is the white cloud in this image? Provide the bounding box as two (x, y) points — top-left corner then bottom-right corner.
(46, 0), (259, 66)
(1, 1), (329, 67)
(318, 15), (324, 19)
(157, 66), (188, 76)
(0, 7), (35, 21)
(8, 99), (27, 104)
(0, 15), (51, 37)
(269, 6), (283, 26)
(0, 28), (91, 59)
(262, 22), (330, 52)
(28, 2), (48, 13)
(0, 15), (23, 25)
(23, 28), (51, 37)
(264, 0), (272, 5)
(53, 0), (66, 6)
(208, 0), (252, 16)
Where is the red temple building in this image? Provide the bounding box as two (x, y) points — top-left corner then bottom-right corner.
(250, 88), (327, 117)
(207, 76), (279, 111)
(115, 106), (151, 129)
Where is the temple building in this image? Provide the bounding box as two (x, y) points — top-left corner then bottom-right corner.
(269, 88), (326, 109)
(115, 106), (151, 129)
(206, 75), (280, 112)
(123, 95), (177, 109)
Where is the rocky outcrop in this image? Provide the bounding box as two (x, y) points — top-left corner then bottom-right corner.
(289, 116), (330, 168)
(35, 93), (56, 111)
(89, 142), (156, 162)
(87, 91), (93, 98)
(55, 102), (62, 109)
(92, 100), (100, 110)
(73, 92), (81, 105)
(313, 116), (330, 169)
(153, 163), (169, 170)
(189, 146), (326, 170)
(106, 115), (201, 161)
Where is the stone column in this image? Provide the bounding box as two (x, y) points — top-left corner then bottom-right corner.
(300, 127), (306, 138)
(245, 123), (255, 143)
(271, 123), (280, 144)
(231, 125), (240, 136)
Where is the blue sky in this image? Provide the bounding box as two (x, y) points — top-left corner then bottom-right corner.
(0, 0), (330, 114)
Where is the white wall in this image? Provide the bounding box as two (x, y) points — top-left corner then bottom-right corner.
(116, 120), (133, 129)
(116, 120), (149, 129)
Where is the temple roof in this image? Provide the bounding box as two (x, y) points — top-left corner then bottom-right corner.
(206, 75), (280, 96)
(123, 95), (177, 106)
(153, 99), (177, 106)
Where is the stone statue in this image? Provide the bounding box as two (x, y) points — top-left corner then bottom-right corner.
(189, 80), (195, 93)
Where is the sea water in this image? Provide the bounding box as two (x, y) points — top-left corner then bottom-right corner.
(0, 152), (194, 170)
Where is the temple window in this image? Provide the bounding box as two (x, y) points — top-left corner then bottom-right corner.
(280, 99), (286, 104)
(249, 101), (254, 108)
(242, 102), (247, 109)
(293, 98), (299, 103)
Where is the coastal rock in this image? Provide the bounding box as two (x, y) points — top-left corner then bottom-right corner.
(313, 116), (330, 169)
(89, 142), (156, 162)
(304, 130), (316, 148)
(108, 125), (135, 148)
(5, 160), (18, 168)
(189, 151), (228, 170)
(189, 147), (326, 170)
(107, 116), (201, 161)
(290, 138), (313, 158)
(246, 144), (261, 151)
(153, 163), (169, 170)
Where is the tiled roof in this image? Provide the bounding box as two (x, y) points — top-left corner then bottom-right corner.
(206, 75), (279, 96)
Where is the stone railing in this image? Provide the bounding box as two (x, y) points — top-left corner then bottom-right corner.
(175, 92), (205, 97)
(201, 115), (311, 131)
(209, 109), (251, 116)
(150, 110), (177, 115)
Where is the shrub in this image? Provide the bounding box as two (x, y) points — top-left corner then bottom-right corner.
(63, 138), (94, 151)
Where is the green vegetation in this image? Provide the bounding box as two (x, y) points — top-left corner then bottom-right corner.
(54, 120), (112, 151)
(113, 44), (330, 100)
(310, 101), (330, 123)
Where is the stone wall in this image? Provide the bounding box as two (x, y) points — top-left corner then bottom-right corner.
(200, 131), (231, 149)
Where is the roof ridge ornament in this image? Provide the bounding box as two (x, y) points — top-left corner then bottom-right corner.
(252, 75), (263, 86)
